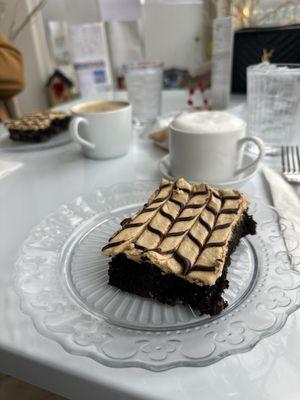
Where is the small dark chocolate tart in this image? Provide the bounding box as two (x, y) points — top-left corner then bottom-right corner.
(6, 112), (71, 143)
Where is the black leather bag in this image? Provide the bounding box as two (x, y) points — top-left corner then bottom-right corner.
(231, 24), (300, 93)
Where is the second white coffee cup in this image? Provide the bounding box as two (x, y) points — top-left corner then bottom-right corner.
(169, 111), (265, 182)
(71, 100), (132, 159)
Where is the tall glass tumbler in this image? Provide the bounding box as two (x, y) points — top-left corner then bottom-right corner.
(247, 63), (300, 155)
(124, 61), (164, 125)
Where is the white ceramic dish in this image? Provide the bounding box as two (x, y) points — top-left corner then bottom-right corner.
(159, 152), (261, 189)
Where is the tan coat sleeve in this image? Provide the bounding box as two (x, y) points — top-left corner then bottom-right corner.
(0, 34), (25, 101)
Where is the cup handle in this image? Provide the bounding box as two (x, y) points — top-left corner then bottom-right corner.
(235, 136), (265, 176)
(70, 117), (95, 150)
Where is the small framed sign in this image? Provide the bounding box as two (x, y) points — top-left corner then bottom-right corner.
(69, 22), (113, 94)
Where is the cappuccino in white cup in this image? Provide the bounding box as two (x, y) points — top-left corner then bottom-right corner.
(71, 100), (132, 159)
(169, 111), (264, 182)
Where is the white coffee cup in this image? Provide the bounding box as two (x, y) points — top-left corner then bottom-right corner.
(71, 100), (132, 159)
(169, 111), (265, 182)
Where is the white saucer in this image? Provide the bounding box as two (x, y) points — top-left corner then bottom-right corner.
(159, 152), (260, 189)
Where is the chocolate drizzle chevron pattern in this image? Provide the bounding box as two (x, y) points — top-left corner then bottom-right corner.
(102, 178), (250, 286)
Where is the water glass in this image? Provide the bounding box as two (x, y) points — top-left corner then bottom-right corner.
(124, 61), (164, 125)
(247, 63), (300, 155)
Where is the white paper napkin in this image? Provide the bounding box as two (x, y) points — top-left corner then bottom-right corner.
(263, 166), (300, 265)
(0, 160), (22, 179)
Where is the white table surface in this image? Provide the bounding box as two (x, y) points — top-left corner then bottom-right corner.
(0, 90), (299, 400)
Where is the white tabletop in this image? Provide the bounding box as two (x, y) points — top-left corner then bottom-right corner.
(0, 90), (298, 400)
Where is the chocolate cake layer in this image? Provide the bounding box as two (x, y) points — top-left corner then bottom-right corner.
(108, 212), (256, 315)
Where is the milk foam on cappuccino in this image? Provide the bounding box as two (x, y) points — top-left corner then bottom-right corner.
(172, 111), (245, 134)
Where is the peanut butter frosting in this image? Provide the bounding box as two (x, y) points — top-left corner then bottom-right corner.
(102, 178), (250, 286)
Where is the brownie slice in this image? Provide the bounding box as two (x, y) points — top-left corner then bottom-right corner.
(5, 111), (70, 143)
(102, 178), (256, 316)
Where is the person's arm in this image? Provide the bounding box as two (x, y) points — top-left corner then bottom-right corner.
(0, 33), (25, 101)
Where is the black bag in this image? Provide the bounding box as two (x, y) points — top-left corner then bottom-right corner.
(231, 24), (300, 93)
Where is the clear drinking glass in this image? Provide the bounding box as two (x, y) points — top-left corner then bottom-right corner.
(247, 63), (300, 155)
(124, 61), (164, 125)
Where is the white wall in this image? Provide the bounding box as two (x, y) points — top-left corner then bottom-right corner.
(43, 0), (206, 74)
(42, 0), (100, 24)
(1, 0), (290, 115)
(144, 2), (205, 73)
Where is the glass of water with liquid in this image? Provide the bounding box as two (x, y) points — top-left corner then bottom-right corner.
(247, 63), (300, 155)
(124, 61), (164, 126)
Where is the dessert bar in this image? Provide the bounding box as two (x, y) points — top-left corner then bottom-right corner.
(5, 110), (70, 142)
(102, 178), (256, 315)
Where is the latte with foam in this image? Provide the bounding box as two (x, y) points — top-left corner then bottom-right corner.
(172, 111), (245, 134)
(73, 100), (129, 114)
(169, 110), (264, 182)
(71, 100), (132, 159)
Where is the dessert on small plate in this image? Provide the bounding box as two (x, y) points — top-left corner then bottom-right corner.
(4, 110), (70, 142)
(0, 110), (72, 152)
(102, 178), (256, 316)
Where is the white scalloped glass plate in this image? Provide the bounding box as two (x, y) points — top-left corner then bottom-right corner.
(0, 124), (72, 152)
(15, 181), (300, 371)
